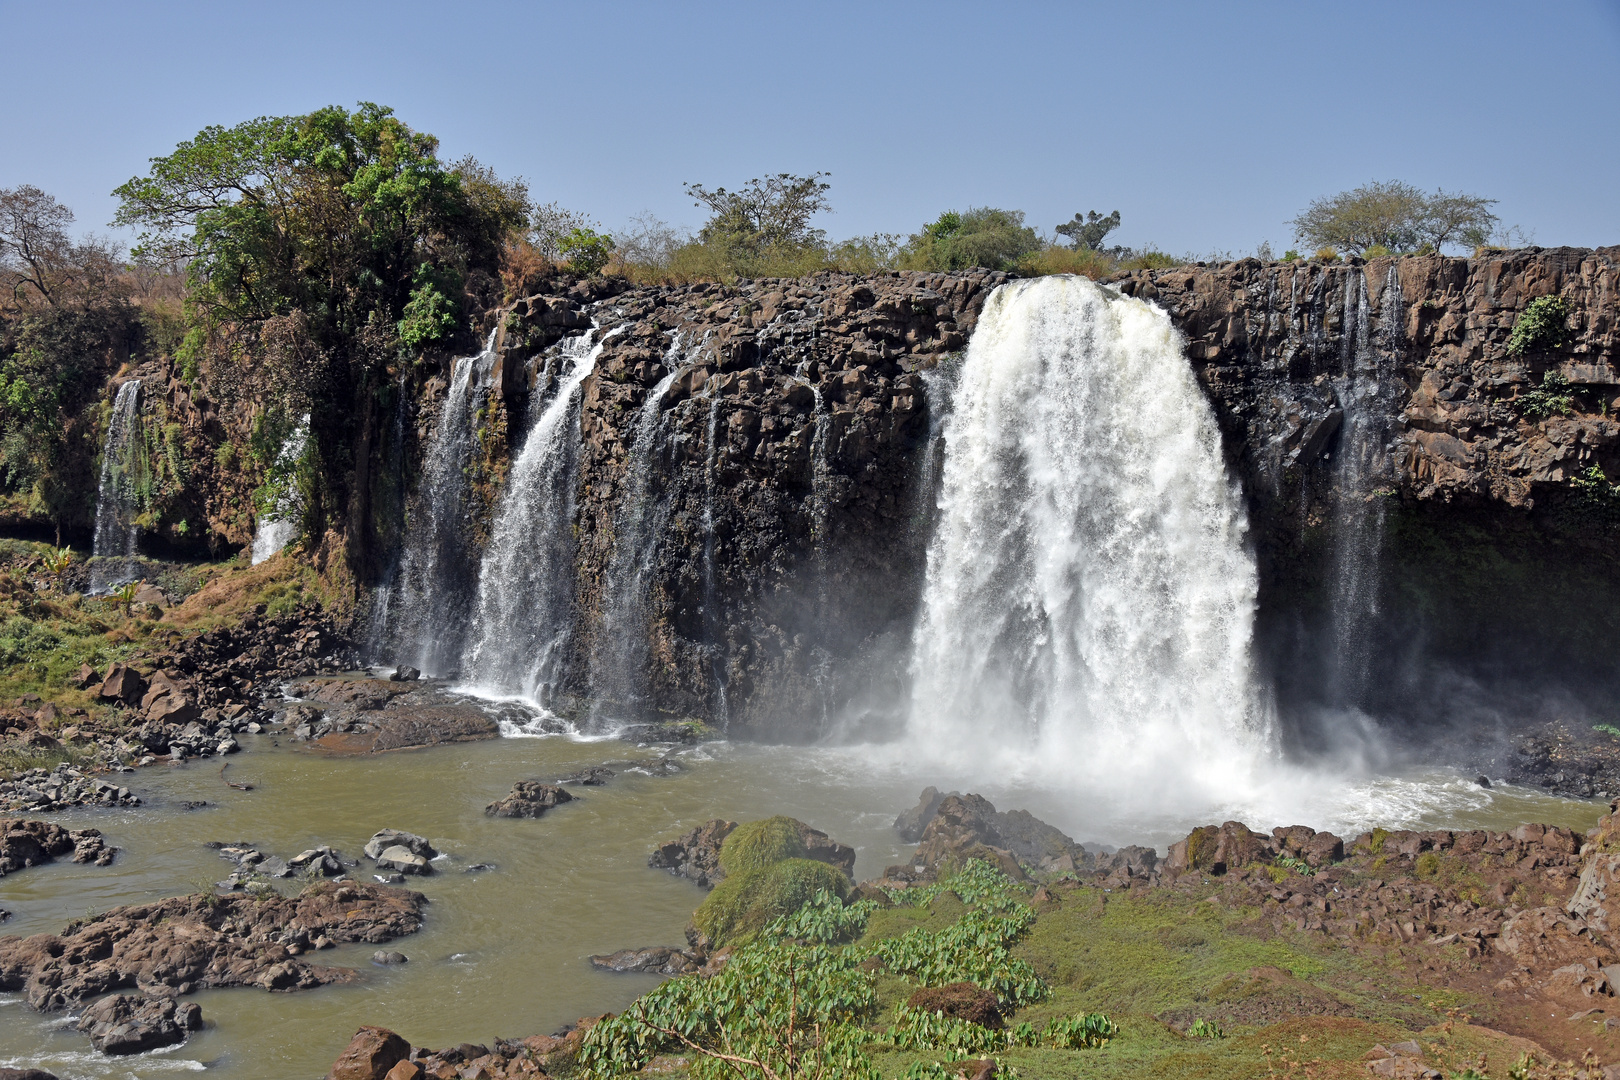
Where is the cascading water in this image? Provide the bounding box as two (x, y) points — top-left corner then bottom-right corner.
(906, 275), (1272, 799)
(588, 334), (685, 717)
(386, 332), (492, 675)
(1325, 266), (1403, 709)
(461, 326), (617, 708)
(89, 379), (144, 594)
(251, 416), (309, 565)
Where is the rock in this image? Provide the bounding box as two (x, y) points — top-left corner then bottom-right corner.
(909, 795), (1026, 880)
(72, 662), (98, 689)
(289, 846), (349, 876)
(649, 819), (737, 887)
(0, 1067), (61, 1080)
(905, 982), (1003, 1029)
(364, 829), (437, 861)
(97, 663), (146, 703)
(1569, 852), (1620, 930)
(140, 669), (200, 725)
(384, 1062), (423, 1080)
(0, 880), (426, 1012)
(75, 994), (202, 1055)
(328, 1026), (412, 1080)
(557, 766), (616, 785)
(1165, 821), (1271, 876)
(895, 786), (947, 842)
(132, 583), (167, 607)
(0, 818), (116, 875)
(389, 666), (420, 682)
(588, 946), (703, 974)
(485, 780), (574, 818)
(375, 845), (431, 875)
(372, 950), (408, 964)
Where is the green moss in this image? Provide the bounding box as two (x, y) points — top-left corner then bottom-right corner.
(693, 858), (849, 945)
(718, 815), (809, 875)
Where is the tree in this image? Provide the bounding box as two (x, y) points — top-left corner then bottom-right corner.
(0, 186), (124, 312)
(684, 172), (833, 264)
(1289, 180), (1498, 255)
(1055, 209), (1121, 251)
(900, 208), (1041, 272)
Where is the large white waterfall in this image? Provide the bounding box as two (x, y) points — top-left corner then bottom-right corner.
(460, 327), (614, 705)
(906, 275), (1273, 796)
(89, 379), (144, 594)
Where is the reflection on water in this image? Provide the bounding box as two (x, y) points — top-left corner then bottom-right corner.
(0, 719), (1606, 1078)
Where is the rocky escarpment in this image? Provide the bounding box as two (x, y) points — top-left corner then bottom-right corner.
(372, 250), (1619, 742)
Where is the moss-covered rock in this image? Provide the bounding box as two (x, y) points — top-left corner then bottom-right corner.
(692, 857), (849, 945)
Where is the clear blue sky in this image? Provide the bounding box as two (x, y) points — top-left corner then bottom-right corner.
(3, 0), (1617, 255)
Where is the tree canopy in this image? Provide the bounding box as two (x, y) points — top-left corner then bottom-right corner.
(1055, 209), (1121, 252)
(1289, 180), (1498, 255)
(900, 208), (1041, 272)
(684, 173), (832, 271)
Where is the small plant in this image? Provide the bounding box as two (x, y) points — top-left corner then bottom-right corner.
(1518, 370), (1579, 419)
(42, 547), (73, 577)
(111, 579), (140, 616)
(1282, 249), (1300, 262)
(1187, 1018), (1224, 1040)
(1506, 295), (1572, 357)
(1313, 246), (1340, 262)
(1570, 464), (1620, 517)
(1595, 724), (1620, 739)
(1274, 854), (1316, 877)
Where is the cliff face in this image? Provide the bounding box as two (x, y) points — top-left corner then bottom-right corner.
(384, 249), (1620, 741)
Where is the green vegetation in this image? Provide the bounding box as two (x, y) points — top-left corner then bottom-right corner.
(693, 859), (851, 946)
(1506, 295), (1572, 357)
(721, 816), (812, 874)
(1594, 723), (1620, 739)
(1055, 210), (1121, 252)
(556, 227), (615, 277)
(1289, 180), (1499, 255)
(899, 208), (1042, 273)
(1517, 370), (1578, 418)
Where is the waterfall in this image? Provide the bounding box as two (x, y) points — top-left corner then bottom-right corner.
(907, 275), (1270, 793)
(589, 336), (684, 717)
(89, 379), (143, 594)
(461, 326), (616, 705)
(251, 416), (309, 565)
(387, 332), (491, 675)
(1325, 265), (1403, 707)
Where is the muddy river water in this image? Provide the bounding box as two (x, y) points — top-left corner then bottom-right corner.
(0, 713), (1607, 1079)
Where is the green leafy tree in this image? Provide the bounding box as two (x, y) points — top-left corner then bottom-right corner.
(112, 103), (528, 539)
(1289, 180), (1498, 255)
(1055, 209), (1121, 251)
(901, 208), (1041, 272)
(557, 227), (615, 276)
(684, 172), (832, 273)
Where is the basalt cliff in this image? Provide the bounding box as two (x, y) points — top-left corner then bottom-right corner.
(357, 247), (1619, 741)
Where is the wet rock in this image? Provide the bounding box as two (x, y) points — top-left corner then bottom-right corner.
(1164, 821), (1271, 876)
(289, 845), (349, 877)
(364, 829), (438, 861)
(390, 666), (421, 682)
(556, 766), (616, 785)
(0, 880), (426, 1012)
(75, 994), (202, 1054)
(485, 781), (574, 818)
(0, 1067), (61, 1080)
(376, 846), (431, 875)
(648, 818), (737, 887)
(0, 817), (117, 873)
(905, 982), (1003, 1029)
(588, 945), (704, 974)
(895, 786), (947, 842)
(372, 950), (408, 965)
(328, 1025), (412, 1080)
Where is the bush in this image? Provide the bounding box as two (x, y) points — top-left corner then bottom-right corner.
(693, 858), (849, 945)
(900, 208), (1041, 272)
(1518, 370), (1578, 418)
(720, 815), (809, 875)
(557, 227), (615, 277)
(1506, 295), (1572, 357)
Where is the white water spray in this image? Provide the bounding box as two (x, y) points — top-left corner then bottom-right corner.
(906, 275), (1272, 803)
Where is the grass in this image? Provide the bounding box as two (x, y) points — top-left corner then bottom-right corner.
(692, 858), (849, 945)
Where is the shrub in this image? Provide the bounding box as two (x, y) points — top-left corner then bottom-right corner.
(900, 208), (1042, 272)
(1506, 295), (1572, 357)
(1187, 1018), (1224, 1039)
(693, 858), (849, 945)
(720, 815), (810, 875)
(557, 227), (615, 277)
(1519, 370), (1578, 418)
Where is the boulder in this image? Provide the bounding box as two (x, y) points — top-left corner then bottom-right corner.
(588, 946), (704, 974)
(389, 667), (420, 682)
(0, 1068), (61, 1080)
(140, 670), (200, 725)
(372, 950), (408, 965)
(75, 994), (202, 1055)
(905, 982), (1003, 1029)
(895, 786), (947, 842)
(72, 662), (99, 689)
(364, 829), (437, 861)
(97, 663), (146, 703)
(384, 1062), (423, 1080)
(328, 1026), (412, 1080)
(649, 819), (737, 887)
(1164, 821), (1271, 876)
(375, 845), (431, 875)
(1569, 852), (1620, 931)
(484, 781), (574, 818)
(289, 846), (348, 876)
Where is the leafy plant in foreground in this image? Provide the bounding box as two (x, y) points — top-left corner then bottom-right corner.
(1506, 295), (1572, 357)
(1518, 370), (1579, 419)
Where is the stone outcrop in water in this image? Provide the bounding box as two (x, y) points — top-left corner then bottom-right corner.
(0, 880), (424, 1011)
(76, 993), (203, 1055)
(485, 781), (574, 818)
(0, 818), (115, 874)
(648, 818), (737, 888)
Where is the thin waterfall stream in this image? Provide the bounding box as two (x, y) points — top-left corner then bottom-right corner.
(88, 379), (144, 594)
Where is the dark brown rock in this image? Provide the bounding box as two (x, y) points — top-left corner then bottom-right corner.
(649, 818), (737, 887)
(75, 994), (201, 1054)
(97, 663), (145, 703)
(905, 982), (1003, 1029)
(485, 781), (573, 818)
(328, 1026), (411, 1080)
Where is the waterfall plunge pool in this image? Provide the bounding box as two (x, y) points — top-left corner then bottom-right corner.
(0, 705), (1605, 1079)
